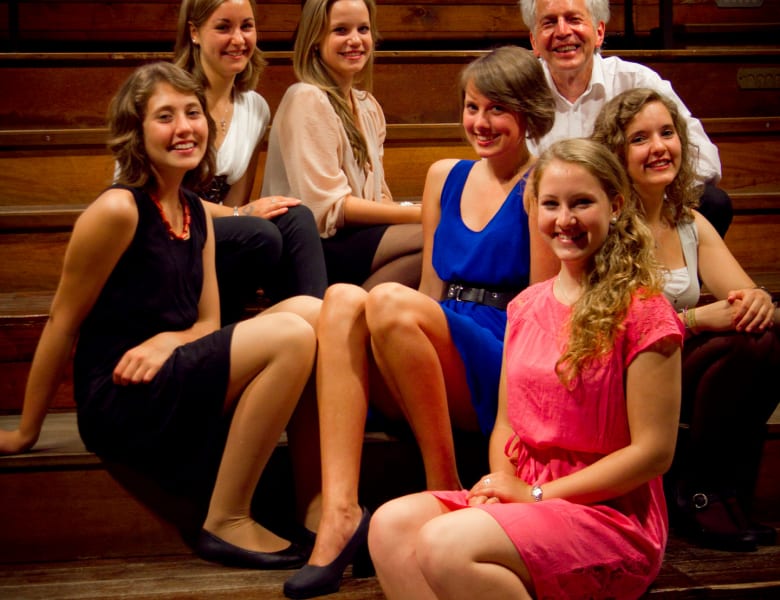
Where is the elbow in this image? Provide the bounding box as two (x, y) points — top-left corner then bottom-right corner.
(646, 444), (676, 479)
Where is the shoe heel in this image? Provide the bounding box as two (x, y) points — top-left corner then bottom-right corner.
(351, 543), (374, 578)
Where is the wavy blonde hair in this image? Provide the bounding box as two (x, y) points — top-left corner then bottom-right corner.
(174, 0), (267, 95)
(293, 0), (379, 169)
(591, 87), (700, 227)
(529, 138), (664, 386)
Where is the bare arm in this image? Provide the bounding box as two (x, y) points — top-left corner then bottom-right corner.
(541, 337), (681, 505)
(693, 211), (775, 332)
(471, 336), (682, 505)
(342, 194), (421, 226)
(416, 159), (458, 300)
(0, 189), (138, 453)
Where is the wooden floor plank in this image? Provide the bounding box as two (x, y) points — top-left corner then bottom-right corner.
(1, 542), (778, 600)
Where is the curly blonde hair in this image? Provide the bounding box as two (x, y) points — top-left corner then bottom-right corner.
(293, 0), (379, 170)
(529, 138), (664, 386)
(591, 87), (700, 227)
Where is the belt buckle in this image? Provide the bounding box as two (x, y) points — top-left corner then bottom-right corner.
(448, 284), (464, 301)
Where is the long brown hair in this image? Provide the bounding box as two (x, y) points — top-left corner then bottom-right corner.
(293, 0), (380, 169)
(174, 0), (267, 94)
(108, 62), (216, 191)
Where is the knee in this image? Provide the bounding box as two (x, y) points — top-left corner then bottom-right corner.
(415, 518), (460, 586)
(320, 284), (367, 328)
(281, 295), (322, 329)
(275, 312), (317, 363)
(369, 497), (424, 571)
(365, 283), (418, 333)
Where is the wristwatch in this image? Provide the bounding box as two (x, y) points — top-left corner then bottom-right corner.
(531, 484), (543, 502)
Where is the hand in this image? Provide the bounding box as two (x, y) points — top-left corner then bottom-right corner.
(113, 334), (177, 385)
(727, 287), (775, 332)
(243, 196), (301, 220)
(467, 472), (531, 506)
(0, 428), (37, 455)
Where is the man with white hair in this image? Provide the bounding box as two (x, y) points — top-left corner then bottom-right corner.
(520, 0), (732, 237)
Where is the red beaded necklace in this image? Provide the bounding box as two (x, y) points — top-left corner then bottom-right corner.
(150, 190), (191, 241)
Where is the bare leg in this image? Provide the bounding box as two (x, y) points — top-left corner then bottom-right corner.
(366, 282), (478, 490)
(202, 310), (316, 553)
(307, 284), (376, 566)
(370, 494), (532, 600)
(364, 224), (423, 289)
(263, 296), (323, 531)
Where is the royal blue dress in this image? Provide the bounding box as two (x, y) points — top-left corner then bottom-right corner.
(433, 160), (531, 434)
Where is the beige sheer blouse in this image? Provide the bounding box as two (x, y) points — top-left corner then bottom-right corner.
(262, 82), (393, 238)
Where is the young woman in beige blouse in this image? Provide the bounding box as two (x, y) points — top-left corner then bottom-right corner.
(262, 0), (422, 289)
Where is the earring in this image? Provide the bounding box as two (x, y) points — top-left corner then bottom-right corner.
(610, 215), (618, 224)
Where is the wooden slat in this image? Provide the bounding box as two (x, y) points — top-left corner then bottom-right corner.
(1, 49), (779, 129)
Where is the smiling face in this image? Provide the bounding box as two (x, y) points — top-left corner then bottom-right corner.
(624, 100), (682, 198)
(319, 0), (373, 90)
(536, 157), (621, 269)
(190, 0), (256, 81)
(529, 0), (604, 80)
(462, 81), (526, 159)
(143, 82), (209, 177)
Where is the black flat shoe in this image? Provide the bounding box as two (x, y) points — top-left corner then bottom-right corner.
(283, 507), (371, 599)
(195, 528), (309, 570)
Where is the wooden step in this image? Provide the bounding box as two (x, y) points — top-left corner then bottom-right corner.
(0, 412), (488, 564)
(0, 411), (778, 598)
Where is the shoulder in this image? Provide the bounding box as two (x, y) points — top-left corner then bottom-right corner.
(283, 82), (328, 106)
(626, 291), (684, 348)
(70, 186), (138, 249)
(690, 209), (720, 244)
(427, 158), (463, 181)
(508, 279), (552, 318)
(85, 186), (138, 228)
(425, 159), (465, 194)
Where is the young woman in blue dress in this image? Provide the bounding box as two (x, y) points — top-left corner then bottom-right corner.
(283, 45), (559, 599)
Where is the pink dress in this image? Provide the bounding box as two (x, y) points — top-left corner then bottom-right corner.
(433, 278), (684, 599)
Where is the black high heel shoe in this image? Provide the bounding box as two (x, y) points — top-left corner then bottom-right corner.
(283, 507), (371, 599)
(195, 529), (309, 569)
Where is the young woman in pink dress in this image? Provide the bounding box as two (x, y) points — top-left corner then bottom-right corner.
(368, 138), (684, 600)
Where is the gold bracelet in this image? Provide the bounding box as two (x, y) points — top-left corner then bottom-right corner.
(686, 307), (699, 334)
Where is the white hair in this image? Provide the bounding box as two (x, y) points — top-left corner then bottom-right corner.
(518, 0), (611, 30)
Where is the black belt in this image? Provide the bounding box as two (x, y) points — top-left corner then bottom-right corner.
(445, 283), (519, 310)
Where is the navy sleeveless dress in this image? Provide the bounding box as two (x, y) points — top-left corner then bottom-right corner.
(433, 160), (531, 434)
(74, 185), (235, 495)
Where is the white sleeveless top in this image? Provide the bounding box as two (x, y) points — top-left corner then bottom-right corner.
(662, 220), (701, 310)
